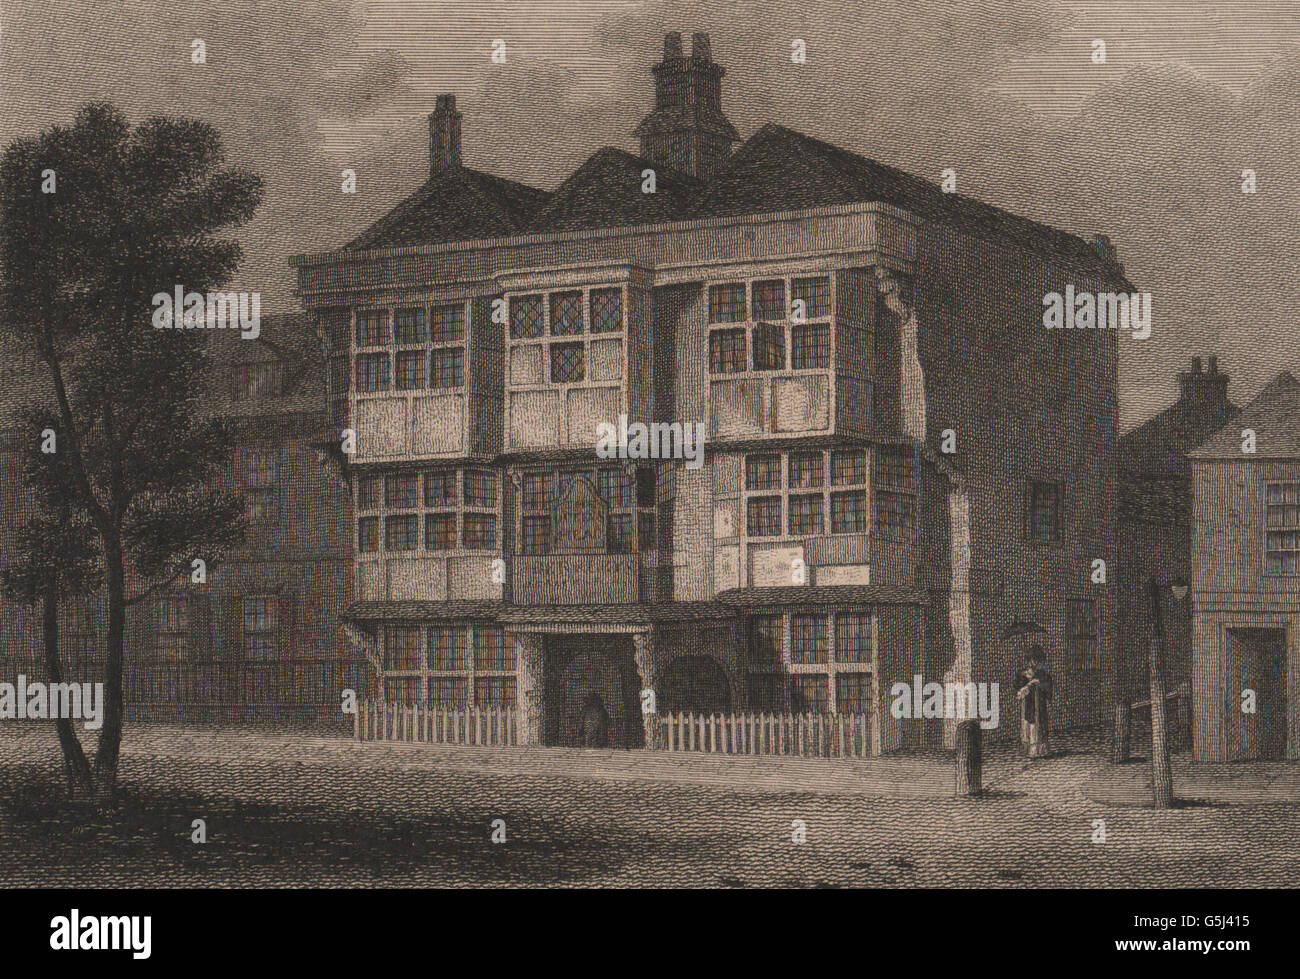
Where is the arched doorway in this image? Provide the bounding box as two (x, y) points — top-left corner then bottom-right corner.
(545, 635), (638, 747)
(657, 655), (732, 714)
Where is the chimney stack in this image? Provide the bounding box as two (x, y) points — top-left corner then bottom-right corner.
(1179, 355), (1229, 406)
(634, 31), (739, 181)
(428, 94), (462, 175)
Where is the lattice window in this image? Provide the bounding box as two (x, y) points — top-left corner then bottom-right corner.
(156, 596), (192, 660)
(395, 350), (427, 390)
(510, 294), (544, 339)
(834, 612), (871, 663)
(708, 283), (746, 323)
(430, 303), (464, 344)
(428, 625), (468, 671)
(788, 493), (824, 535)
(1028, 480), (1063, 541)
(791, 276), (831, 319)
(475, 676), (517, 709)
(549, 290), (583, 335)
(355, 309), (390, 347)
(589, 287), (623, 333)
(1067, 598), (1100, 670)
(747, 496), (782, 537)
(790, 614), (829, 664)
(357, 516), (379, 552)
(385, 515), (419, 551)
(748, 615), (783, 669)
(242, 595), (279, 662)
(708, 328), (747, 374)
(751, 321), (785, 371)
(791, 323), (830, 369)
(550, 342), (584, 383)
(384, 624), (424, 670)
(474, 626), (513, 671)
(751, 279), (786, 321)
(1266, 482), (1300, 575)
(430, 347), (464, 389)
(354, 352), (390, 393)
(394, 307), (426, 345)
(790, 675), (829, 713)
(835, 674), (871, 713)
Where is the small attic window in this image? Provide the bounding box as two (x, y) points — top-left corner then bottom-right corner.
(232, 361), (284, 401)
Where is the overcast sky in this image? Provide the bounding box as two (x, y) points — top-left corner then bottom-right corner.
(4, 0), (1300, 429)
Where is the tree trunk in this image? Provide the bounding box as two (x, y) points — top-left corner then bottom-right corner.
(41, 576), (93, 799)
(92, 534), (126, 809)
(1149, 634), (1173, 808)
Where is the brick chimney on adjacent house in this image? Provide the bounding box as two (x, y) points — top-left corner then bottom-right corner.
(428, 94), (462, 175)
(1178, 355), (1230, 408)
(634, 31), (739, 180)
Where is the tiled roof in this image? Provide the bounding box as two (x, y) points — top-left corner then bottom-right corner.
(1190, 371), (1300, 459)
(688, 125), (1120, 272)
(344, 166), (551, 251)
(341, 123), (1123, 275)
(525, 148), (701, 233)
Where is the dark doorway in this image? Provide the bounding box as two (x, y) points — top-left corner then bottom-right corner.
(543, 634), (639, 748)
(1226, 627), (1288, 761)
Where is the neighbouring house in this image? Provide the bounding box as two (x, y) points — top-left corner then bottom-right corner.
(1117, 356), (1238, 705)
(0, 315), (373, 727)
(290, 30), (1126, 751)
(1189, 370), (1300, 761)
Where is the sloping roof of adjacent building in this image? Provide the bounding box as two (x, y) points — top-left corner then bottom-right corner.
(1119, 394), (1238, 479)
(341, 123), (1122, 277)
(1190, 371), (1300, 460)
(344, 165), (553, 251)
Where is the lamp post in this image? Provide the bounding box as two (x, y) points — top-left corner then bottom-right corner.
(1148, 578), (1188, 809)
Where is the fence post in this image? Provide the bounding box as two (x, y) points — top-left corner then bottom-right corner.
(954, 719), (982, 797)
(1112, 701), (1132, 763)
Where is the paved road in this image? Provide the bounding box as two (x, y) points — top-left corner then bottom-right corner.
(1, 726), (1297, 887)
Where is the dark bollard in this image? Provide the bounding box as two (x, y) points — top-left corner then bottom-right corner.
(1112, 701), (1132, 764)
(954, 720), (982, 797)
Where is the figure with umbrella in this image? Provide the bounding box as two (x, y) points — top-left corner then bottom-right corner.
(1004, 617), (1052, 759)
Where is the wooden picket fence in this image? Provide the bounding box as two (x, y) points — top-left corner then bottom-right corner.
(355, 701), (518, 746)
(656, 711), (874, 758)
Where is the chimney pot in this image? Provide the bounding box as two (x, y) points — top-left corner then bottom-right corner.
(664, 32), (683, 58)
(691, 32), (712, 61)
(1208, 355), (1218, 374)
(1191, 356), (1202, 374)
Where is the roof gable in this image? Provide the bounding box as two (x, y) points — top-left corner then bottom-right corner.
(525, 148), (700, 233)
(344, 166), (551, 252)
(1190, 371), (1300, 459)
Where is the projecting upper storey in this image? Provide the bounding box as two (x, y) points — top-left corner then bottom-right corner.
(290, 33), (1125, 465)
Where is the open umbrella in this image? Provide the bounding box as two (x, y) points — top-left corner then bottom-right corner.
(1001, 617), (1046, 642)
